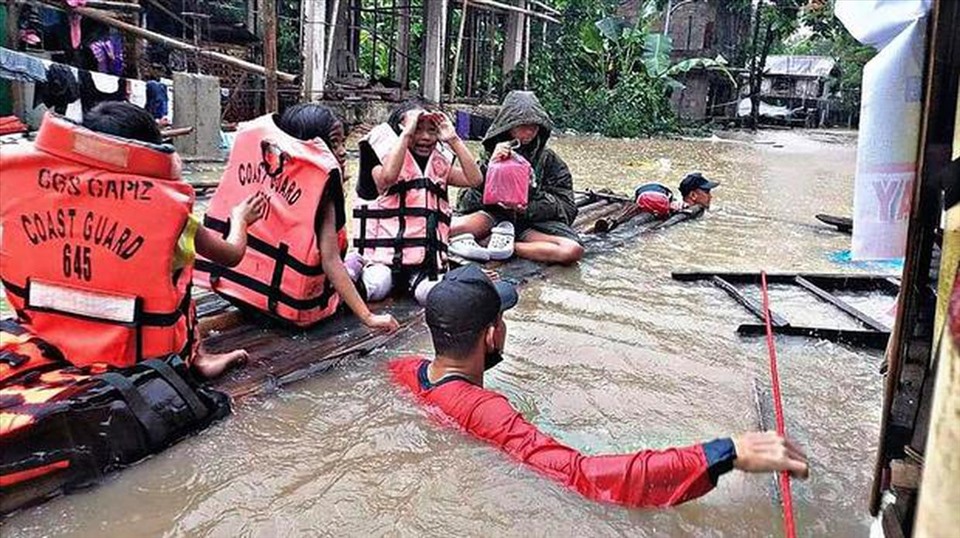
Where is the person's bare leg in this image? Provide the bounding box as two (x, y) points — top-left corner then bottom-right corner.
(193, 344), (248, 379)
(513, 229), (585, 265)
(451, 211), (496, 240)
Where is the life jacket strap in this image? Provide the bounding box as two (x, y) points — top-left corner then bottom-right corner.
(194, 259), (336, 311)
(140, 356), (207, 421)
(202, 216), (326, 276)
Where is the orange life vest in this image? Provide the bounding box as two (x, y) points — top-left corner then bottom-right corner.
(353, 123), (452, 277)
(0, 113), (194, 369)
(193, 114), (343, 327)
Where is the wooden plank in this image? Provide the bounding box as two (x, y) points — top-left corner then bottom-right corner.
(795, 276), (891, 332)
(736, 324), (890, 350)
(711, 276), (790, 327)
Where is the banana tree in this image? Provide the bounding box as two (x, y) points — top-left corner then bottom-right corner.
(580, 0), (735, 90)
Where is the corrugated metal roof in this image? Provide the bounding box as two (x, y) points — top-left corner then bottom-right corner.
(764, 55), (838, 78)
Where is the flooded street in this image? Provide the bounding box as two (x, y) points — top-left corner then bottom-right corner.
(5, 130), (889, 537)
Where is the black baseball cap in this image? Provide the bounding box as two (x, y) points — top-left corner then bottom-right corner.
(425, 265), (518, 336)
(678, 172), (720, 197)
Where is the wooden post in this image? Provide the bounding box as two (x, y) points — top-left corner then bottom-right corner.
(247, 0), (258, 36)
(522, 0), (530, 89)
(502, 1), (524, 78)
(302, 0), (327, 101)
(325, 0), (342, 80)
(395, 0), (410, 88)
(262, 0), (278, 112)
(449, 0), (469, 102)
(465, 10), (478, 97)
(421, 0), (447, 103)
(371, 0), (378, 79)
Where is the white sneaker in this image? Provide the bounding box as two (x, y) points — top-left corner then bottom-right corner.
(487, 221), (515, 261)
(448, 234), (490, 262)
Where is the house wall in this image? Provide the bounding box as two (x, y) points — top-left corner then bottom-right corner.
(669, 74), (710, 120)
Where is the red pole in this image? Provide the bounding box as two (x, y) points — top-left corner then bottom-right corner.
(760, 271), (797, 538)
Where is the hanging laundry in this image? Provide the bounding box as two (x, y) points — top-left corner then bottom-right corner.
(36, 63), (79, 114)
(17, 6), (44, 48)
(78, 69), (126, 112)
(0, 48), (47, 83)
(128, 79), (147, 108)
(65, 0), (88, 49)
(145, 79), (169, 120)
(89, 32), (124, 76)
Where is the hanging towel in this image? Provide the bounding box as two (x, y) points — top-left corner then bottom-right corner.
(0, 47), (48, 83)
(128, 79), (147, 108)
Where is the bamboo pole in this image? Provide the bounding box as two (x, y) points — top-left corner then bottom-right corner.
(27, 1), (297, 82)
(528, 0), (559, 16)
(449, 0), (469, 102)
(451, 0), (559, 24)
(262, 0), (278, 112)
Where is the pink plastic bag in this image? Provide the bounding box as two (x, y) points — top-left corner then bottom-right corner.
(483, 154), (530, 209)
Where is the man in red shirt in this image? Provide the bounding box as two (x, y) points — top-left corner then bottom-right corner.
(390, 265), (809, 508)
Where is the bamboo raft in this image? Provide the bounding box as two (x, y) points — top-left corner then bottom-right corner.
(202, 189), (704, 400)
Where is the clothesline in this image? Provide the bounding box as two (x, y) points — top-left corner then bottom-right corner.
(0, 47), (174, 124)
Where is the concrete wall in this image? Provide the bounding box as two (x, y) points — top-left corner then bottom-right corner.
(173, 73), (222, 160)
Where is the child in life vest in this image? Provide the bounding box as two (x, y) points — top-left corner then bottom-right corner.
(274, 104), (399, 332)
(83, 102), (264, 378)
(351, 101), (483, 304)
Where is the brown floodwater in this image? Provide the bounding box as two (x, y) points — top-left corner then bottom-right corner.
(4, 129), (892, 537)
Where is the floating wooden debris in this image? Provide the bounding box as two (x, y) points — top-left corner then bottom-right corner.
(672, 271), (898, 349)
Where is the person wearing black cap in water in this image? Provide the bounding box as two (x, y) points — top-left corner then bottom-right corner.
(678, 172), (720, 210)
(389, 265), (809, 508)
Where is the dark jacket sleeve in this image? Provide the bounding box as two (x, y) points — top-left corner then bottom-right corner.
(455, 161), (488, 215)
(524, 149), (578, 225)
